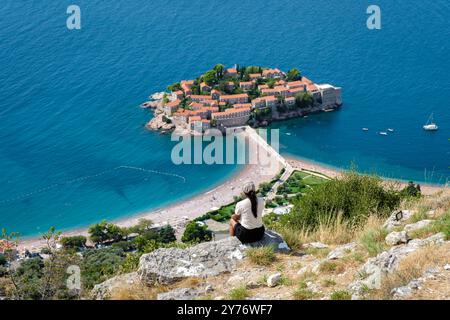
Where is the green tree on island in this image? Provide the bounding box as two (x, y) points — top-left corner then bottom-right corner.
(202, 69), (217, 86)
(213, 64), (225, 79)
(167, 82), (181, 92)
(287, 68), (302, 81)
(295, 92), (314, 109)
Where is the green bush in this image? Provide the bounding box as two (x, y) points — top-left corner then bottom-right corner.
(81, 247), (126, 289)
(88, 221), (124, 245)
(228, 285), (249, 300)
(60, 235), (87, 250)
(246, 246), (275, 266)
(0, 254), (6, 266)
(157, 225), (177, 243)
(330, 290), (352, 300)
(181, 221), (212, 243)
(283, 171), (401, 231)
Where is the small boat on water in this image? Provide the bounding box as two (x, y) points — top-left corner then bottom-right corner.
(388, 128), (394, 132)
(423, 113), (438, 131)
(362, 128), (369, 131)
(379, 131), (388, 136)
(286, 133), (291, 136)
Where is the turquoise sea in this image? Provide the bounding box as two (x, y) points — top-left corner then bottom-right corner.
(0, 1), (449, 237)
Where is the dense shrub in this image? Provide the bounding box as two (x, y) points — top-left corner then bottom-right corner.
(282, 172), (401, 230)
(182, 221), (212, 243)
(0, 254), (6, 266)
(88, 221), (124, 245)
(60, 235), (87, 250)
(81, 247), (126, 289)
(157, 225), (176, 243)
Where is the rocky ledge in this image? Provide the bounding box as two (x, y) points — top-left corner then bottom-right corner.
(92, 232), (289, 299)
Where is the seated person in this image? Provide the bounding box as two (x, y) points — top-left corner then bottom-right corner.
(229, 182), (265, 244)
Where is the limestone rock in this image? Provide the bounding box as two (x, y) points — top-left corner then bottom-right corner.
(244, 230), (290, 253)
(157, 288), (203, 300)
(267, 273), (282, 287)
(138, 237), (246, 285)
(404, 220), (432, 233)
(91, 272), (139, 300)
(349, 233), (446, 296)
(304, 242), (328, 249)
(385, 231), (410, 246)
(327, 242), (357, 260)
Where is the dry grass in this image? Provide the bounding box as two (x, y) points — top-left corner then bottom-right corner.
(279, 213), (356, 249)
(356, 216), (388, 256)
(109, 283), (160, 300)
(369, 243), (450, 299)
(246, 246), (276, 266)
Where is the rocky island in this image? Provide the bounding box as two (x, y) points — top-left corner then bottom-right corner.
(143, 64), (342, 134)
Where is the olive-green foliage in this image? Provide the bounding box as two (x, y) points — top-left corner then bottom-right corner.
(246, 246), (276, 266)
(88, 220), (124, 245)
(81, 247), (126, 289)
(60, 235), (87, 250)
(283, 172), (401, 230)
(330, 290), (352, 300)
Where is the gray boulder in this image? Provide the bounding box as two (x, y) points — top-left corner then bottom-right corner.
(383, 210), (412, 231)
(404, 220), (432, 233)
(267, 273), (282, 287)
(327, 242), (357, 260)
(138, 237), (246, 285)
(157, 288), (203, 300)
(244, 230), (291, 253)
(385, 231), (410, 246)
(92, 272), (140, 300)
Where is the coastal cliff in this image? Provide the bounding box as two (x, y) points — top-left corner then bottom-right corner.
(89, 184), (449, 300)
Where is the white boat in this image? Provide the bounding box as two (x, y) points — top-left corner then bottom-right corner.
(423, 113), (438, 131)
(362, 128), (369, 131)
(286, 133), (291, 136)
(379, 131), (388, 136)
(388, 128), (394, 132)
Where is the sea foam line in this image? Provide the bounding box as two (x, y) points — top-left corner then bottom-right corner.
(0, 166), (186, 205)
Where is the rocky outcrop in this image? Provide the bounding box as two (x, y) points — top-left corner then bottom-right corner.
(391, 267), (441, 299)
(146, 114), (175, 131)
(383, 210), (412, 231)
(327, 242), (357, 260)
(138, 237), (246, 285)
(157, 287), (205, 300)
(244, 230), (291, 253)
(404, 220), (432, 233)
(91, 272), (140, 300)
(385, 231), (410, 246)
(349, 233), (446, 298)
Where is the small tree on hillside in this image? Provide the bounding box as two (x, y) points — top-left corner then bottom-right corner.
(181, 221), (212, 243)
(88, 221), (124, 245)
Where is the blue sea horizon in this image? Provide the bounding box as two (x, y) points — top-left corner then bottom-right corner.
(0, 0), (449, 237)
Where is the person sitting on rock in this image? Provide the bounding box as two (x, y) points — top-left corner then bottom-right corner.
(229, 182), (265, 244)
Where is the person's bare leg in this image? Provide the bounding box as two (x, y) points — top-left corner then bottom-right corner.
(229, 218), (237, 236)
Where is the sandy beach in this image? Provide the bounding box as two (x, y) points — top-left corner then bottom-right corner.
(17, 148), (446, 251)
(17, 161), (279, 251)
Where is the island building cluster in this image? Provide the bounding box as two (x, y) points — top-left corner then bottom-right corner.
(160, 66), (342, 134)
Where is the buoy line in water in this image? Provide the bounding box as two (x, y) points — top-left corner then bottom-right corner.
(0, 166), (186, 205)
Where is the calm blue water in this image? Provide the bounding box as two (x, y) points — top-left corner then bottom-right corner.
(1, 1), (449, 236)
